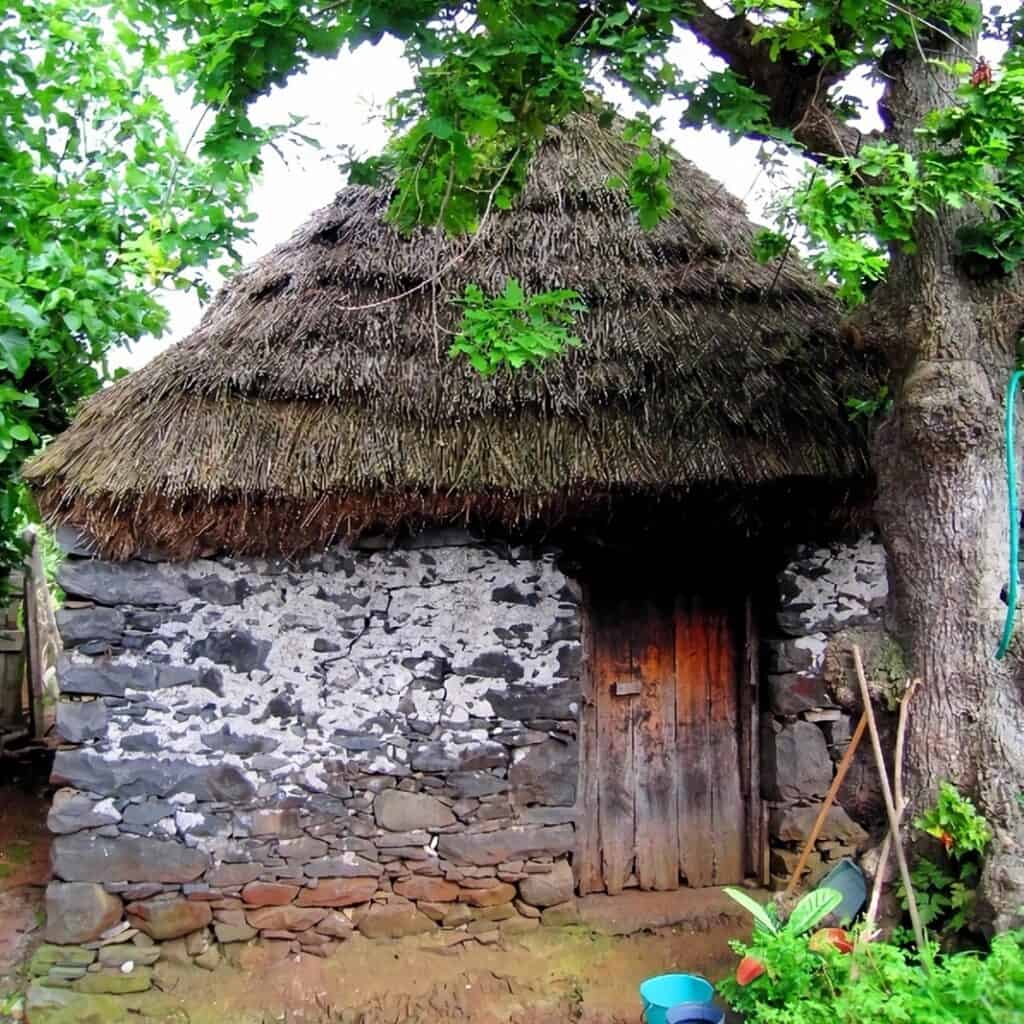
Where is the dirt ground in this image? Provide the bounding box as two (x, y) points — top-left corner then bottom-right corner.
(0, 780), (749, 1023)
(134, 919), (744, 1024)
(0, 781), (50, 994)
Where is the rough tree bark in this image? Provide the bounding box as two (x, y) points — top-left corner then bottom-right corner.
(870, 32), (1024, 931)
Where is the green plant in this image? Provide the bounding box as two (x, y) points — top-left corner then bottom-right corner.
(724, 886), (843, 937)
(448, 279), (585, 376)
(720, 919), (1024, 1024)
(901, 782), (992, 945)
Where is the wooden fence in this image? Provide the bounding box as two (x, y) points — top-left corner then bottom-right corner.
(0, 529), (60, 747)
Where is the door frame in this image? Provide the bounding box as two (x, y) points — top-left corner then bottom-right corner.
(573, 585), (763, 895)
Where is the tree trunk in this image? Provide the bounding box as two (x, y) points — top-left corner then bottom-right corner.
(871, 33), (1024, 931)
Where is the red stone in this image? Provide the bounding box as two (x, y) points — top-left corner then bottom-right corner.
(247, 906), (326, 932)
(459, 883), (517, 907)
(126, 897), (212, 940)
(295, 877), (377, 908)
(393, 877), (460, 903)
(241, 882), (299, 907)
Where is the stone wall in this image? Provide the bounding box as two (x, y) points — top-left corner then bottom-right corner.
(761, 533), (890, 889)
(42, 530), (582, 990)
(38, 525), (893, 992)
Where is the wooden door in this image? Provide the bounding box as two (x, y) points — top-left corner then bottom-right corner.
(576, 576), (753, 894)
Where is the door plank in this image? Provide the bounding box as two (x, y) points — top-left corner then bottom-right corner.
(595, 593), (636, 896)
(676, 593), (715, 888)
(706, 607), (745, 884)
(575, 592), (604, 895)
(633, 592), (680, 891)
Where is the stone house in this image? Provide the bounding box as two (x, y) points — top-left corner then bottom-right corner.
(23, 114), (886, 975)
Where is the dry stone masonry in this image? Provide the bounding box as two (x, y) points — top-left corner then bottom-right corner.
(42, 530), (581, 990)
(762, 534), (887, 888)
(38, 526), (889, 996)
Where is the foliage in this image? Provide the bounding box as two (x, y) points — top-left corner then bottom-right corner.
(449, 279), (585, 376)
(0, 0), (277, 577)
(719, 917), (1024, 1024)
(724, 886), (843, 938)
(900, 782), (993, 944)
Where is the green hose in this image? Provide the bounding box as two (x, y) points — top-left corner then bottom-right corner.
(996, 370), (1024, 659)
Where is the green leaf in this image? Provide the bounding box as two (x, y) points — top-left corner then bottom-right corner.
(0, 329), (33, 380)
(722, 887), (779, 934)
(784, 887), (843, 935)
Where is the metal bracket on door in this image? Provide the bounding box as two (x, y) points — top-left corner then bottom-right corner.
(613, 680), (642, 697)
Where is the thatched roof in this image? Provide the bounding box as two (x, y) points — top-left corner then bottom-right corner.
(25, 113), (876, 559)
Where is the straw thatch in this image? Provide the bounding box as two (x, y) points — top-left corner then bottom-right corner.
(25, 113), (876, 559)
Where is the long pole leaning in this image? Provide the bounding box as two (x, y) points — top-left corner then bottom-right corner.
(852, 645), (929, 965)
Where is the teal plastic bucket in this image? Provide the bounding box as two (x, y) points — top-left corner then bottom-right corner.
(639, 975), (714, 1024)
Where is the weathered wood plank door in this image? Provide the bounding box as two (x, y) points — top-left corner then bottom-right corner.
(579, 575), (751, 893)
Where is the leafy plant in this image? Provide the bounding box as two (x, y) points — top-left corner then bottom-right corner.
(449, 279), (585, 376)
(724, 886), (843, 936)
(900, 782), (992, 945)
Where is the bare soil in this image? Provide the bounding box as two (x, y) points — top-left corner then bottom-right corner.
(0, 782), (50, 993)
(131, 918), (744, 1024)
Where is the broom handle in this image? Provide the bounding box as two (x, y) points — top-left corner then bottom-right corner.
(783, 710), (868, 898)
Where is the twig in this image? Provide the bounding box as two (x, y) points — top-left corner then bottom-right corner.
(853, 645), (930, 966)
(784, 710), (868, 898)
(333, 146), (522, 314)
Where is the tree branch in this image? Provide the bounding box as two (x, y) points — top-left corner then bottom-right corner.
(685, 0), (875, 160)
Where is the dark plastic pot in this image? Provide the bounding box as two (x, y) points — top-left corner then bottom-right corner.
(666, 1003), (726, 1024)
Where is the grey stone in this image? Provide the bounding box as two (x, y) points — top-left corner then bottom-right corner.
(55, 525), (100, 557)
(51, 751), (256, 802)
(374, 789), (456, 831)
(448, 771), (509, 798)
(463, 651), (524, 682)
(485, 683), (580, 722)
(59, 661), (158, 697)
(47, 790), (121, 834)
(156, 665), (204, 689)
(52, 833), (208, 883)
(44, 883), (123, 944)
(201, 723), (279, 756)
(190, 629), (271, 673)
(305, 854), (383, 878)
(517, 860), (575, 908)
(770, 803), (870, 846)
(438, 825), (575, 867)
(508, 739), (577, 807)
(410, 740), (508, 773)
(768, 673), (833, 715)
(56, 700), (109, 743)
(57, 607), (125, 647)
(58, 560), (188, 607)
(277, 836), (329, 860)
(121, 800), (174, 827)
(761, 720), (833, 801)
(186, 574), (249, 605)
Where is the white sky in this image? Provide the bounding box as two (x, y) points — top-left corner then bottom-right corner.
(113, 31), (854, 371)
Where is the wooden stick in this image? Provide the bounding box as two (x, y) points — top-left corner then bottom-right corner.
(863, 680), (918, 934)
(783, 710), (869, 898)
(853, 645), (930, 965)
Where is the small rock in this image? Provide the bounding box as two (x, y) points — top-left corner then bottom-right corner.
(73, 966), (152, 994)
(193, 946), (222, 971)
(44, 883), (123, 945)
(374, 790), (456, 831)
(241, 881), (300, 906)
(356, 901), (436, 939)
(393, 877), (460, 903)
(516, 860), (574, 908)
(125, 897), (212, 940)
(295, 878), (377, 908)
(315, 912), (354, 939)
(459, 883), (517, 908)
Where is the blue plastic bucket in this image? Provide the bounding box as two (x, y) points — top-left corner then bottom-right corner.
(639, 975), (714, 1024)
(667, 1003), (726, 1024)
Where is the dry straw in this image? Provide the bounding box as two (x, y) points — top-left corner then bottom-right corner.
(24, 114), (877, 559)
